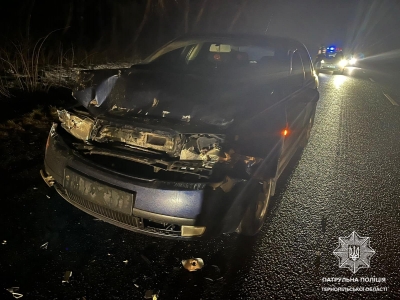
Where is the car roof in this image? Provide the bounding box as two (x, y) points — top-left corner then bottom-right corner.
(144, 33), (307, 63)
(173, 33), (305, 48)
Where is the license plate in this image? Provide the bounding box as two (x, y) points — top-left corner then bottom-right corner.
(64, 168), (135, 215)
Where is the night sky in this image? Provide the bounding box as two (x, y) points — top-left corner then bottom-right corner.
(1, 0), (399, 60)
(265, 0), (400, 57)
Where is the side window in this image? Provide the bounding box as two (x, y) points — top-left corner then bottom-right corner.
(291, 50), (304, 86)
(299, 48), (312, 80)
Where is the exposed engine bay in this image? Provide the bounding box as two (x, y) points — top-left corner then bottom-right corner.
(57, 107), (262, 182)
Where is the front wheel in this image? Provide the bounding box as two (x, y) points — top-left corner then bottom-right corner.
(238, 179), (273, 236)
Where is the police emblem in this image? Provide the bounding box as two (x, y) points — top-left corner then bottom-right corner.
(333, 231), (375, 274)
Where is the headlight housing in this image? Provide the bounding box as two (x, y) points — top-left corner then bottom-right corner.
(58, 109), (94, 141)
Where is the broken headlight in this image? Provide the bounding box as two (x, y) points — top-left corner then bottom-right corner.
(58, 109), (94, 141)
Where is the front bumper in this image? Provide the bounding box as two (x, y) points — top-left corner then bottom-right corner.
(42, 124), (247, 239)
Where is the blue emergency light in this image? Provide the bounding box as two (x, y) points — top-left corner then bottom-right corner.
(328, 46), (336, 51)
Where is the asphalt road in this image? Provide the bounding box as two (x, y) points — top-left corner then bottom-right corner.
(1, 66), (400, 300)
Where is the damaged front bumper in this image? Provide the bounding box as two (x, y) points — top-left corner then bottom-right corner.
(42, 123), (250, 239)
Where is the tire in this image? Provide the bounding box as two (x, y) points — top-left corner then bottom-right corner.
(238, 178), (273, 236)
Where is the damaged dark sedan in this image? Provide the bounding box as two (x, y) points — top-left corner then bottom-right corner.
(41, 34), (319, 239)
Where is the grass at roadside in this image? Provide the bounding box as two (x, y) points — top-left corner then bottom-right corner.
(0, 34), (139, 98)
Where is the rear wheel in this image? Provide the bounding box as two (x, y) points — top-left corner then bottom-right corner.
(238, 179), (273, 236)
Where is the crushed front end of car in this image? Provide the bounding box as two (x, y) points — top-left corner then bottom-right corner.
(41, 38), (290, 239)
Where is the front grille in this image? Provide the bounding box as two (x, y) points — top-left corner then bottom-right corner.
(84, 153), (212, 182)
(66, 189), (143, 228)
(55, 184), (182, 237)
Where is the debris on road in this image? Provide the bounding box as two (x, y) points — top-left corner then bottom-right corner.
(2, 240), (6, 245)
(144, 290), (153, 299)
(62, 271), (72, 283)
(40, 242), (48, 249)
(182, 258), (204, 272)
(144, 290), (159, 300)
(5, 287), (23, 299)
(141, 254), (151, 265)
(123, 260), (128, 264)
(202, 264), (223, 282)
(46, 195), (50, 199)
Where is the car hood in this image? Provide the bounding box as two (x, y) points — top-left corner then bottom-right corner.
(73, 65), (285, 129)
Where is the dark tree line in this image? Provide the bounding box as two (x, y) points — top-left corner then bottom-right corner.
(0, 0), (276, 61)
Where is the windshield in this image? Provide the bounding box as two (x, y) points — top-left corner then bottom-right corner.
(148, 41), (290, 77)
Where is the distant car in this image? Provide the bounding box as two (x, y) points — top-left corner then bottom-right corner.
(41, 34), (319, 239)
(315, 46), (348, 74)
(346, 56), (358, 66)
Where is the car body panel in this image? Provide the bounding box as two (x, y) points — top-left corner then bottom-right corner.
(42, 34), (319, 239)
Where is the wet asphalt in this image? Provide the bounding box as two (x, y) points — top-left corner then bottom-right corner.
(1, 66), (400, 300)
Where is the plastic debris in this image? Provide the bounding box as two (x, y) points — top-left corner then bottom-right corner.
(123, 260), (128, 264)
(46, 195), (50, 199)
(202, 264), (222, 281)
(6, 287), (23, 299)
(62, 271), (72, 283)
(182, 258), (204, 272)
(2, 240), (6, 245)
(144, 290), (153, 299)
(134, 284), (139, 288)
(141, 254), (151, 265)
(40, 242), (48, 250)
(144, 290), (159, 299)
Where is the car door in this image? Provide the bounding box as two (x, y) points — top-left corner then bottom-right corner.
(278, 49), (308, 173)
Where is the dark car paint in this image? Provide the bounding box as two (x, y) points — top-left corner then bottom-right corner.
(42, 34), (319, 239)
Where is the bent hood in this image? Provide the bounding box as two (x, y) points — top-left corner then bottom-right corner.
(73, 65), (285, 128)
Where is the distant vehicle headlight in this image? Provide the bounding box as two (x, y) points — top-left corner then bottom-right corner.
(339, 59), (348, 67)
(58, 109), (94, 141)
(349, 58), (357, 65)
